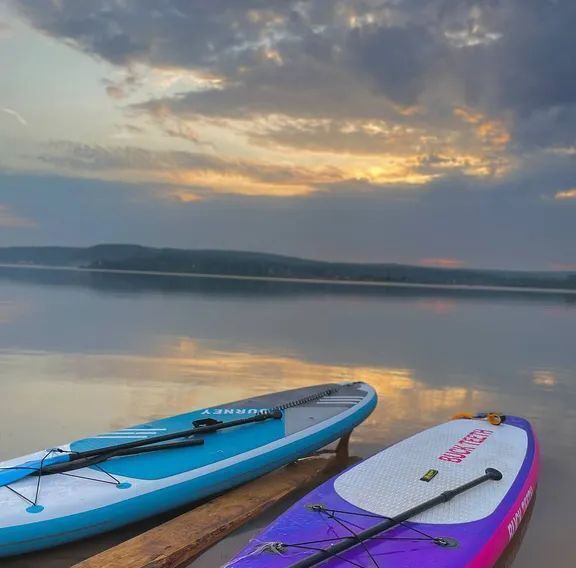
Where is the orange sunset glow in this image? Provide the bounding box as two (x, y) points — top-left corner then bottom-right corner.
(0, 1), (574, 269)
(419, 258), (465, 268)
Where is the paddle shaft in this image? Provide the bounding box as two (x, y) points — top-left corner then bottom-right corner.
(0, 409), (284, 486)
(40, 438), (206, 475)
(289, 468), (503, 568)
(66, 409), (282, 462)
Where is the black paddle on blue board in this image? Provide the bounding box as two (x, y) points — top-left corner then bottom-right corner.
(0, 409), (283, 486)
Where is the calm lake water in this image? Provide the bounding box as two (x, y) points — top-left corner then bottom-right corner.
(0, 267), (574, 567)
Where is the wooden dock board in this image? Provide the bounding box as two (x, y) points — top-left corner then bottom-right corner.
(73, 449), (347, 568)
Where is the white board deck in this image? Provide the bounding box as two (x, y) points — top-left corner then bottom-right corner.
(334, 418), (527, 524)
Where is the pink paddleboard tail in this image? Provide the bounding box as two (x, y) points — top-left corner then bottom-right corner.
(468, 430), (540, 568)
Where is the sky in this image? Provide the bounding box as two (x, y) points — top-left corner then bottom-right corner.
(0, 0), (575, 270)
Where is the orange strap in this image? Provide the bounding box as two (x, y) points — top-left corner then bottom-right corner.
(451, 412), (474, 420)
(451, 412), (504, 426)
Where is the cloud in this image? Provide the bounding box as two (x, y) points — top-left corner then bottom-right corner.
(1, 2), (463, 123)
(111, 123), (146, 140)
(4, 0), (576, 268)
(555, 189), (576, 200)
(35, 138), (505, 195)
(133, 103), (202, 145)
(11, 0), (576, 118)
(14, 0), (576, 163)
(453, 107), (510, 148)
(238, 111), (511, 181)
(10, 1), (306, 66)
(35, 141), (354, 197)
(162, 123), (200, 144)
(0, 21), (12, 38)
(162, 188), (203, 203)
(2, 107), (28, 126)
(346, 22), (443, 107)
(102, 69), (143, 100)
(2, 168), (576, 270)
(6, 1), (576, 183)
(492, 1), (576, 115)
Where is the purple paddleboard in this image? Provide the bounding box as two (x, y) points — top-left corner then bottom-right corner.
(227, 415), (538, 567)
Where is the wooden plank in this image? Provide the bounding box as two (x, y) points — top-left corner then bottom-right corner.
(73, 448), (348, 568)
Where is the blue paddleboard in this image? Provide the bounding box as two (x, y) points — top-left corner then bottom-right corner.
(0, 382), (376, 556)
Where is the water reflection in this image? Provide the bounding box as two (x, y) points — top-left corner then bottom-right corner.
(0, 343), (489, 457)
(0, 270), (574, 567)
(1, 265), (576, 306)
(414, 298), (458, 314)
(0, 301), (30, 324)
(532, 370), (557, 388)
(2, 340), (572, 462)
(495, 495), (537, 568)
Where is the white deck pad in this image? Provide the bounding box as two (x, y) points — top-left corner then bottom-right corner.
(334, 419), (527, 524)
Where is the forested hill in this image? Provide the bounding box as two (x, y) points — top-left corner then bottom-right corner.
(0, 245), (574, 290)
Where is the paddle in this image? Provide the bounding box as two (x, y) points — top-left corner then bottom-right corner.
(289, 467), (503, 568)
(0, 409), (283, 487)
(39, 437), (206, 475)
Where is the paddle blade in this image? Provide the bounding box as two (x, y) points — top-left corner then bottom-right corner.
(0, 454), (71, 487)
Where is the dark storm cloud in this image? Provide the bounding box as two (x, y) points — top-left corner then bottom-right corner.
(512, 106), (576, 152)
(8, 0), (576, 162)
(447, 0), (576, 149)
(346, 23), (444, 106)
(132, 72), (398, 123)
(491, 0), (576, 115)
(11, 0), (307, 69)
(15, 0), (575, 154)
(11, 0), (576, 115)
(8, 1), (448, 106)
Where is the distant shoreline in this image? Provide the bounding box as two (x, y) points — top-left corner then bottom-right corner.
(1, 263), (576, 295)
